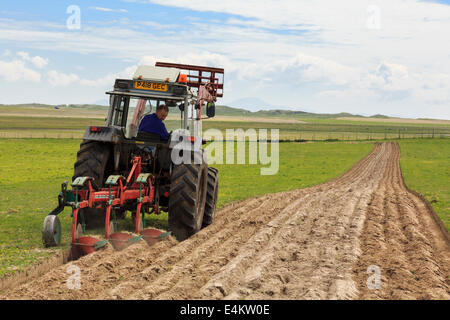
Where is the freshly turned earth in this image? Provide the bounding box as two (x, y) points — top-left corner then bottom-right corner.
(1, 142), (449, 300)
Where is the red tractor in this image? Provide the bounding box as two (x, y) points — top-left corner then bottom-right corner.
(42, 62), (224, 258)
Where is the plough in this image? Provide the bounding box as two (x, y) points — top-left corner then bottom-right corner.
(43, 156), (170, 259)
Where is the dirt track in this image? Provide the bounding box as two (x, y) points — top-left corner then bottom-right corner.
(1, 142), (449, 300)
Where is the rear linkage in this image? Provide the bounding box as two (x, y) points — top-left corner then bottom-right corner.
(42, 156), (170, 259)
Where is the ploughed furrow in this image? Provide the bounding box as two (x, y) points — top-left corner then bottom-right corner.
(197, 143), (389, 300)
(1, 142), (448, 300)
(109, 143), (386, 300)
(354, 143), (450, 299)
(212, 143), (390, 300)
(100, 192), (300, 299)
(121, 145), (387, 300)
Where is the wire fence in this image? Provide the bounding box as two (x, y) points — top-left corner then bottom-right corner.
(0, 131), (84, 139)
(0, 127), (449, 141)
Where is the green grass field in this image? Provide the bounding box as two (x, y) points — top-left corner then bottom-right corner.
(0, 137), (448, 279)
(0, 138), (373, 278)
(1, 115), (449, 140)
(0, 107), (449, 279)
(1, 105), (449, 141)
(399, 139), (450, 230)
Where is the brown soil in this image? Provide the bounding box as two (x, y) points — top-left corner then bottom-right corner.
(353, 143), (449, 299)
(1, 142), (448, 300)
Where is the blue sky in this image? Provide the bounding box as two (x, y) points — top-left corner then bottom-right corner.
(1, 0), (450, 119)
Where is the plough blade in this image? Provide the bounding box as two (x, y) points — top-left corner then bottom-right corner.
(141, 228), (171, 246)
(77, 236), (107, 255)
(108, 233), (137, 251)
(74, 229), (169, 258)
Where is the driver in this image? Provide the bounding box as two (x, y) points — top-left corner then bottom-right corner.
(138, 104), (170, 141)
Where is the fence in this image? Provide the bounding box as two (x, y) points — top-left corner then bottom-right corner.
(0, 131), (84, 139)
(0, 126), (449, 141)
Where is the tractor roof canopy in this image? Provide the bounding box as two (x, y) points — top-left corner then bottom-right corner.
(133, 65), (181, 82)
(106, 62), (224, 102)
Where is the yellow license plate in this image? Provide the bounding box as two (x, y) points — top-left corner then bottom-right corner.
(134, 81), (168, 92)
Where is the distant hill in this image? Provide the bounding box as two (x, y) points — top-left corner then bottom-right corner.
(66, 104), (108, 109)
(0, 103), (56, 108)
(369, 114), (390, 119)
(1, 103), (395, 120)
(214, 105), (254, 116)
(0, 103), (108, 110)
(215, 105), (367, 119)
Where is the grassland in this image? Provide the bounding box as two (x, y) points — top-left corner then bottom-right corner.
(0, 104), (449, 278)
(1, 105), (449, 141)
(399, 139), (450, 230)
(0, 139), (81, 277)
(0, 138), (373, 278)
(1, 114), (449, 141)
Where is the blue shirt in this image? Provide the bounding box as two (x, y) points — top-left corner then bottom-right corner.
(138, 113), (169, 141)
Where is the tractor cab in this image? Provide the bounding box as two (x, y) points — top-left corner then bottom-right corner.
(95, 62), (224, 145)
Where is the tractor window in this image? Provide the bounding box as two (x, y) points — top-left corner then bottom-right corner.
(165, 105), (183, 133)
(118, 97), (183, 139)
(112, 96), (128, 127)
(125, 98), (150, 138)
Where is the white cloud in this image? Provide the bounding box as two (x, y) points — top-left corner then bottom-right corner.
(138, 21), (180, 29)
(0, 59), (41, 82)
(30, 56), (49, 69)
(90, 7), (128, 13)
(17, 51), (49, 68)
(17, 51), (30, 60)
(79, 65), (137, 87)
(47, 70), (79, 86)
(1, 1), (450, 118)
(145, 0), (450, 70)
(139, 53), (237, 75)
(46, 65), (136, 88)
(240, 53), (359, 86)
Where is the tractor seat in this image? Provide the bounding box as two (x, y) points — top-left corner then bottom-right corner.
(136, 131), (162, 143)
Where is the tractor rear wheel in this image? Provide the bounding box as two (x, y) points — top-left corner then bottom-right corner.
(168, 153), (208, 241)
(73, 140), (112, 228)
(202, 167), (219, 228)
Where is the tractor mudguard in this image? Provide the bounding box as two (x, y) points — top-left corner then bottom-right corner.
(82, 126), (122, 144)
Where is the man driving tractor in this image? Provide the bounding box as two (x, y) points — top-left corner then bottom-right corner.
(138, 104), (170, 141)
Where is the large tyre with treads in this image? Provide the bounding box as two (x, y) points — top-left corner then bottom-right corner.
(168, 152), (208, 241)
(202, 167), (218, 228)
(72, 140), (112, 228)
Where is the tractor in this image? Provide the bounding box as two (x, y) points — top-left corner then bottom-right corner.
(42, 62), (224, 257)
